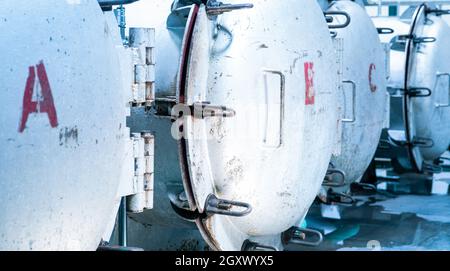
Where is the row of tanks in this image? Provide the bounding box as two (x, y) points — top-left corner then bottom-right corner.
(0, 0), (449, 250)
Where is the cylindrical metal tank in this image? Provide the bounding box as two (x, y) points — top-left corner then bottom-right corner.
(322, 1), (388, 194)
(0, 0), (131, 250)
(372, 4), (450, 174)
(128, 0), (340, 251)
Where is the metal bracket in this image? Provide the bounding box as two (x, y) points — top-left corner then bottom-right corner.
(325, 190), (355, 206)
(397, 34), (436, 44)
(323, 167), (346, 187)
(206, 0), (253, 16)
(377, 27), (394, 34)
(426, 8), (450, 16)
(395, 87), (432, 98)
(387, 134), (434, 149)
(408, 87), (432, 97)
(205, 194), (252, 217)
(282, 227), (323, 247)
(350, 182), (378, 194)
(324, 11), (351, 29)
(241, 240), (277, 251)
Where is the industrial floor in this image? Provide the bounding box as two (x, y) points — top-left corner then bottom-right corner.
(297, 193), (450, 251)
(113, 178), (450, 251)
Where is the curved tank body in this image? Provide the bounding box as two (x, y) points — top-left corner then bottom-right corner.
(324, 1), (387, 191)
(372, 5), (450, 173)
(0, 0), (131, 250)
(128, 0), (340, 251)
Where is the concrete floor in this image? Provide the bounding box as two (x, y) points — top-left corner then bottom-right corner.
(296, 180), (450, 251)
(110, 179), (450, 251)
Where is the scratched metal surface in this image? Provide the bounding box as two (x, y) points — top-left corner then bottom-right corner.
(0, 0), (131, 250)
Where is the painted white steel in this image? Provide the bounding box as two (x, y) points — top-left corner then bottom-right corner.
(184, 0), (340, 250)
(373, 10), (450, 170)
(327, 1), (387, 186)
(0, 0), (131, 250)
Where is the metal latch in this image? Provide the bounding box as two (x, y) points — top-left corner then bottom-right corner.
(206, 0), (253, 16)
(127, 132), (155, 213)
(377, 27), (394, 34)
(191, 102), (236, 119)
(282, 227), (323, 247)
(169, 102), (236, 119)
(323, 167), (346, 188)
(394, 87), (432, 97)
(324, 11), (351, 29)
(241, 240), (277, 251)
(205, 194), (252, 217)
(397, 34), (436, 44)
(385, 134), (434, 149)
(129, 28), (155, 106)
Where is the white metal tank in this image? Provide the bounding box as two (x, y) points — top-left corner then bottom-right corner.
(0, 0), (133, 250)
(128, 0), (340, 251)
(322, 1), (388, 195)
(372, 4), (450, 174)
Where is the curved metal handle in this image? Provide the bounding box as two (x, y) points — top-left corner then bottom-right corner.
(283, 227), (323, 247)
(377, 27), (394, 34)
(324, 11), (351, 29)
(205, 194), (252, 217)
(342, 80), (356, 123)
(435, 72), (450, 108)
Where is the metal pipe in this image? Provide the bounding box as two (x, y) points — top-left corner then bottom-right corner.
(118, 197), (127, 247)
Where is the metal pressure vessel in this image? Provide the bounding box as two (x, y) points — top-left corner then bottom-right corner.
(128, 0), (341, 251)
(0, 0), (132, 250)
(321, 1), (388, 197)
(372, 4), (450, 174)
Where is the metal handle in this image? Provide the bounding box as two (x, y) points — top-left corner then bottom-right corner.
(435, 73), (450, 108)
(407, 87), (432, 97)
(282, 227), (323, 247)
(262, 70), (285, 148)
(397, 34), (436, 44)
(323, 168), (346, 187)
(342, 80), (356, 123)
(205, 194), (252, 217)
(377, 27), (394, 34)
(324, 11), (351, 29)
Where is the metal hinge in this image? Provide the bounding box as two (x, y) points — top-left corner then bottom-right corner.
(127, 132), (155, 213)
(129, 28), (155, 106)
